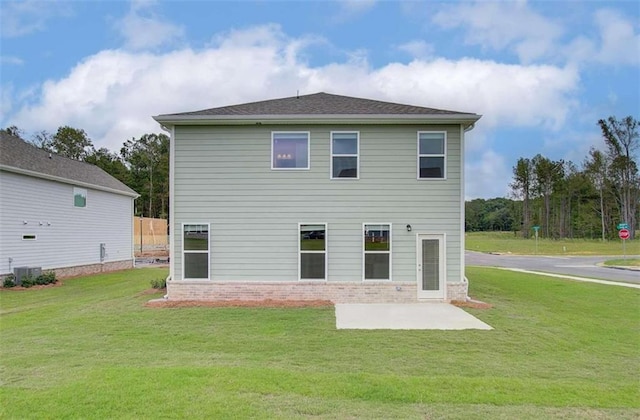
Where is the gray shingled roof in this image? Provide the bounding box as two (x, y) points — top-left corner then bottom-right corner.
(158, 92), (477, 117)
(0, 132), (138, 197)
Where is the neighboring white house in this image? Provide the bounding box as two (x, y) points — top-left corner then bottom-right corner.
(154, 92), (481, 303)
(0, 132), (138, 278)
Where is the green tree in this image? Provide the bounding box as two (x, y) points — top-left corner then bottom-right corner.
(465, 198), (516, 232)
(121, 133), (170, 218)
(49, 126), (93, 160)
(1, 125), (24, 137)
(584, 148), (609, 240)
(532, 154), (564, 238)
(598, 116), (639, 239)
(560, 162), (595, 238)
(510, 157), (534, 237)
(30, 130), (53, 150)
(85, 148), (130, 186)
(465, 199), (484, 231)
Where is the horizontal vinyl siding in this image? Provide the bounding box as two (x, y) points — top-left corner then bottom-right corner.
(173, 124), (462, 282)
(0, 171), (133, 274)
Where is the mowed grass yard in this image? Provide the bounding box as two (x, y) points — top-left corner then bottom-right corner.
(467, 231), (640, 257)
(1, 267), (639, 419)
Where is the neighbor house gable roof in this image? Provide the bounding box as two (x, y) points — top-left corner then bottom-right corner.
(154, 92), (481, 127)
(0, 132), (138, 197)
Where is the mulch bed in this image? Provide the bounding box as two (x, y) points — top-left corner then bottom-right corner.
(145, 298), (335, 308)
(451, 299), (493, 309)
(1, 281), (64, 291)
(146, 297), (492, 309)
(4, 281), (491, 310)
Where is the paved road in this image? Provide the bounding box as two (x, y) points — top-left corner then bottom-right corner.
(466, 251), (640, 284)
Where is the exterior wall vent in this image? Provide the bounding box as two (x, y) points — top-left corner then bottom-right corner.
(13, 267), (42, 285)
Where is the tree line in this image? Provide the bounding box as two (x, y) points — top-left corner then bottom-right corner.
(2, 125), (169, 219)
(470, 116), (638, 240)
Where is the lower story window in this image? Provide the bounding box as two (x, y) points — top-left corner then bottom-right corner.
(363, 223), (391, 280)
(183, 223), (209, 279)
(299, 223), (326, 280)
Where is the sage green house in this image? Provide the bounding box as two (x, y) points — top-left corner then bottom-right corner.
(154, 93), (481, 302)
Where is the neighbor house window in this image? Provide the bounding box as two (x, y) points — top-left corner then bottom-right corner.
(183, 223), (209, 280)
(363, 224), (391, 280)
(331, 131), (359, 179)
(299, 223), (326, 280)
(418, 132), (446, 179)
(272, 132), (310, 169)
(73, 187), (87, 207)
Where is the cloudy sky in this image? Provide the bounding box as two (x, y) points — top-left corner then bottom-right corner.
(1, 0), (638, 199)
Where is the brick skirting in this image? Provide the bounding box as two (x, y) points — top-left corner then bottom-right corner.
(166, 280), (469, 303)
(50, 259), (134, 279)
(446, 281), (469, 301)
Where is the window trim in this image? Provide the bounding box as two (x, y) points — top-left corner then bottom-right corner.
(182, 222), (210, 280)
(73, 187), (87, 208)
(330, 131), (360, 180)
(271, 131), (311, 170)
(362, 223), (392, 281)
(417, 131), (447, 180)
(298, 222), (327, 281)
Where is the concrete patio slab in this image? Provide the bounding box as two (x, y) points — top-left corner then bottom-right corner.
(335, 303), (493, 330)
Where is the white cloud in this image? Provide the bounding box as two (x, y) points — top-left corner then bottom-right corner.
(114, 0), (184, 50)
(433, 2), (640, 68)
(465, 149), (511, 199)
(0, 0), (73, 38)
(5, 25), (579, 160)
(334, 0), (377, 21)
(397, 40), (435, 60)
(1, 84), (13, 117)
(432, 1), (563, 63)
(369, 59), (578, 129)
(564, 9), (640, 67)
(0, 55), (24, 65)
(593, 9), (640, 66)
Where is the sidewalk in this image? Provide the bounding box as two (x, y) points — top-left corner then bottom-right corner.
(495, 267), (640, 289)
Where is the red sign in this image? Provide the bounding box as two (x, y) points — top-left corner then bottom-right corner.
(619, 228), (630, 240)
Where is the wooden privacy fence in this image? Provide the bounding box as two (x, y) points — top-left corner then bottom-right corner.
(134, 217), (169, 255)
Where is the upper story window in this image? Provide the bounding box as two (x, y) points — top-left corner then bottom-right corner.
(331, 132), (359, 179)
(418, 132), (446, 179)
(73, 187), (87, 207)
(272, 132), (310, 170)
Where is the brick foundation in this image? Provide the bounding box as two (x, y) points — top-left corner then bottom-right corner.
(446, 281), (469, 301)
(48, 259), (134, 279)
(166, 280), (469, 303)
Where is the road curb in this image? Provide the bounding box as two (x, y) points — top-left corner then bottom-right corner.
(596, 262), (640, 272)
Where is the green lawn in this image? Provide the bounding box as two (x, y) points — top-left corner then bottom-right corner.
(603, 258), (640, 267)
(1, 267), (639, 418)
(466, 231), (640, 255)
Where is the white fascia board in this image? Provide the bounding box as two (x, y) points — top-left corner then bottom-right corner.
(0, 165), (140, 198)
(153, 113), (482, 129)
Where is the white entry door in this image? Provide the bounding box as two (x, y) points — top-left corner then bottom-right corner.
(417, 234), (445, 299)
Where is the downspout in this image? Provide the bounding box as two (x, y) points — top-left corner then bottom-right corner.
(461, 122), (475, 299)
(159, 124), (174, 299)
